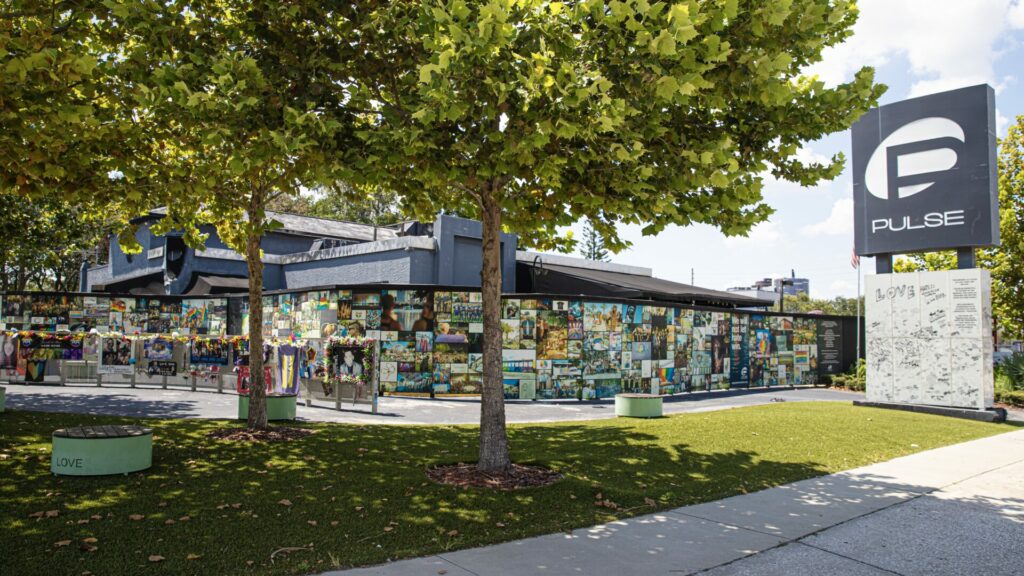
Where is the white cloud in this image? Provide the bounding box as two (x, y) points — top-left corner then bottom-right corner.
(722, 221), (784, 247)
(828, 280), (857, 296)
(1011, 0), (1024, 27)
(805, 0), (1024, 97)
(801, 198), (854, 237)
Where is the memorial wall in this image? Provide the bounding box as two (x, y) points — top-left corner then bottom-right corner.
(865, 269), (993, 410)
(1, 287), (855, 400)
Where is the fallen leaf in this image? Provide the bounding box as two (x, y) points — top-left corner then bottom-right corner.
(54, 540), (72, 548)
(438, 570), (448, 575)
(79, 544), (98, 553)
(148, 555), (165, 562)
(446, 529), (459, 537)
(179, 516), (190, 522)
(81, 537), (98, 544)
(307, 520), (317, 527)
(186, 554), (201, 561)
(90, 514), (102, 520)
(29, 511), (44, 519)
(230, 503), (241, 509)
(354, 506), (364, 512)
(157, 502), (168, 507)
(246, 560), (254, 566)
(77, 519), (90, 525)
(330, 521), (339, 527)
(278, 499), (293, 507)
(644, 497), (657, 508)
(165, 519), (176, 525)
(128, 514), (144, 521)
(45, 510), (60, 518)
(383, 526), (393, 532)
(495, 522), (506, 528)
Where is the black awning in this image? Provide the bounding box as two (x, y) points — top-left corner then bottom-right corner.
(92, 273), (166, 295)
(184, 274), (250, 295)
(518, 262), (773, 308)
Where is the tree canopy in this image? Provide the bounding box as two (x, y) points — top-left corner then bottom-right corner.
(334, 0), (884, 470)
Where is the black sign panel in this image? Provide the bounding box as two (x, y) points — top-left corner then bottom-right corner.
(852, 84), (998, 256)
(147, 360), (177, 376)
(816, 319), (842, 375)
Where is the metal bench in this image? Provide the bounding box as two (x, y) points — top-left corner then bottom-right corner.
(51, 424), (153, 476)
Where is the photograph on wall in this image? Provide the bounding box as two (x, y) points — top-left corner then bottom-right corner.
(583, 302), (622, 332)
(536, 310), (568, 359)
(502, 299), (521, 319)
(145, 337), (174, 361)
(98, 337), (133, 374)
(0, 333), (17, 370)
(190, 338), (229, 365)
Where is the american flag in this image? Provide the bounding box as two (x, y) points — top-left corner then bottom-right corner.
(851, 246), (860, 269)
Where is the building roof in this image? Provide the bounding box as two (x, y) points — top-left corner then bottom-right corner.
(517, 252), (773, 308)
(147, 208), (398, 242)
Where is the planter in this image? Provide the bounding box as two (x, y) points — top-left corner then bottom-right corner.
(51, 425), (153, 476)
(615, 393), (663, 418)
(238, 393), (297, 421)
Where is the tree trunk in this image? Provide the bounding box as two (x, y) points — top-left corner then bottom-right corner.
(246, 192), (269, 430)
(477, 185), (511, 472)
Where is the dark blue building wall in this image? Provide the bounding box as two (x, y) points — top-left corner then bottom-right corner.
(97, 214), (517, 294)
(108, 226), (161, 278)
(283, 249), (435, 287)
(433, 215), (516, 292)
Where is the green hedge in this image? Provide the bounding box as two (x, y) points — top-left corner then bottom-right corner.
(995, 389), (1024, 408)
(829, 373), (865, 392)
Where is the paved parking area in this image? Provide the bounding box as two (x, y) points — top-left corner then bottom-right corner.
(1, 383), (862, 425)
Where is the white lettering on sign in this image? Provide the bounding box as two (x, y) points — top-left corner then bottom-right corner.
(871, 210), (966, 234)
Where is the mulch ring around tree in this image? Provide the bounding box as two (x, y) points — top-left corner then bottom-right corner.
(206, 426), (315, 443)
(426, 463), (563, 490)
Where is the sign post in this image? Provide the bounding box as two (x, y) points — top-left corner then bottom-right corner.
(852, 84), (1002, 420)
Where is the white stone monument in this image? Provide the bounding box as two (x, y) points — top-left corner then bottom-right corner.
(865, 269), (993, 410)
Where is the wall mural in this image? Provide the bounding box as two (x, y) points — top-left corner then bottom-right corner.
(1, 288), (843, 400)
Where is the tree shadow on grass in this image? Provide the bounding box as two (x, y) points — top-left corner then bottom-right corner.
(1, 409), (1014, 576)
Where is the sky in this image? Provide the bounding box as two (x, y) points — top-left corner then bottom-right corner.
(557, 0), (1024, 300)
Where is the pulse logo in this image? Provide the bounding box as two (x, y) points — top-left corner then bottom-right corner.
(864, 117), (967, 235)
(852, 84), (997, 256)
(865, 117), (964, 200)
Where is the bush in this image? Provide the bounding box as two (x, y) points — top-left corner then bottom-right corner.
(995, 389), (1024, 408)
(825, 359), (866, 392)
(995, 352), (1024, 391)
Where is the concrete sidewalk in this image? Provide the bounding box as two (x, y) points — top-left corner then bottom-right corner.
(325, 428), (1024, 576)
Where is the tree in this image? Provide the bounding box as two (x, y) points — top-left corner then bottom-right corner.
(114, 2), (357, 429)
(0, 194), (107, 292)
(580, 219), (610, 262)
(340, 0), (883, 472)
(1, 3), (160, 247)
(893, 115), (1024, 339)
(781, 292), (863, 316)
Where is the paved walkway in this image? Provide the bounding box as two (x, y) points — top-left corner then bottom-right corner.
(2, 383), (861, 425)
(324, 428), (1024, 576)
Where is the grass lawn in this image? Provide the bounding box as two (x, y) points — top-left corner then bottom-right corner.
(0, 402), (1015, 575)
